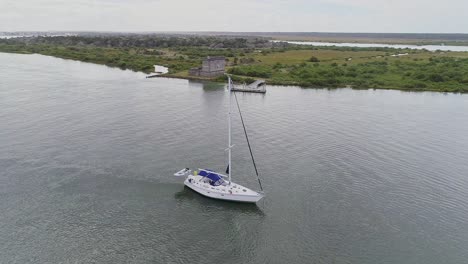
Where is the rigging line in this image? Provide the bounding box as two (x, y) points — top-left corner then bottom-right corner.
(232, 86), (264, 192)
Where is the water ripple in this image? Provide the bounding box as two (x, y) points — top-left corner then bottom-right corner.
(1, 53), (468, 264)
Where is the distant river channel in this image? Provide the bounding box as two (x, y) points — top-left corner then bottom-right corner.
(274, 40), (468, 52)
(1, 52), (468, 263)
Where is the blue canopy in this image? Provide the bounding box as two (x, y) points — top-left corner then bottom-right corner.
(206, 173), (222, 183)
(198, 169), (224, 186)
(198, 170), (209, 177)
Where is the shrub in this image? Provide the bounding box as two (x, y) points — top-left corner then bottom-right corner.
(228, 65), (273, 78)
(309, 56), (320, 62)
(273, 62), (283, 69)
(428, 73), (444, 82)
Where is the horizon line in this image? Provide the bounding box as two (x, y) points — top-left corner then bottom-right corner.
(2, 30), (468, 35)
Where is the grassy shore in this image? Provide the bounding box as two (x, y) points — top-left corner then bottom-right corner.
(227, 48), (468, 92)
(254, 32), (468, 46)
(173, 47), (468, 93)
(1, 41), (468, 93)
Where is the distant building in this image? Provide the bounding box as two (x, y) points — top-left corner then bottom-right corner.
(153, 65), (168, 74)
(189, 56), (226, 77)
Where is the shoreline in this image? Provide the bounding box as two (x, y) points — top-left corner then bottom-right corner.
(1, 42), (467, 93)
(153, 74), (467, 94)
(270, 38), (468, 47)
(2, 50), (466, 94)
(274, 40), (468, 52)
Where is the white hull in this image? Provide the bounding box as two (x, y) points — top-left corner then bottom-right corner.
(184, 175), (263, 203)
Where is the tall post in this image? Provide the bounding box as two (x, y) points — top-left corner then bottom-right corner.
(227, 75), (232, 185)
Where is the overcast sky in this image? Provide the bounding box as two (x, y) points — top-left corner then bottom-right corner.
(1, 0), (467, 33)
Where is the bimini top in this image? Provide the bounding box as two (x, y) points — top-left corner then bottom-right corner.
(198, 169), (225, 186)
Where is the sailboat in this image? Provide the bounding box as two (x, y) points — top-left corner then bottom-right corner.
(175, 75), (264, 203)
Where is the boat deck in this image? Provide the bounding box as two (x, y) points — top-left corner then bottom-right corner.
(184, 174), (263, 203)
(186, 175), (259, 196)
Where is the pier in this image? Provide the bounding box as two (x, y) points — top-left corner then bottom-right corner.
(231, 80), (267, 93)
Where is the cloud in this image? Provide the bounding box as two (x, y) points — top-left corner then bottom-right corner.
(0, 0), (467, 33)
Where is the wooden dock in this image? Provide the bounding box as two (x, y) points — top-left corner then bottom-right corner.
(231, 80), (267, 93)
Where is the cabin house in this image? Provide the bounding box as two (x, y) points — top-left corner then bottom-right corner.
(189, 56), (226, 77)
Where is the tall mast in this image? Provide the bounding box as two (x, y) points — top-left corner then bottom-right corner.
(227, 75), (232, 185)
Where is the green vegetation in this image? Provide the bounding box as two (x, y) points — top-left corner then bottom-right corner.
(0, 35), (277, 74)
(309, 56), (320, 62)
(1, 35), (468, 92)
(0, 43), (199, 73)
(227, 50), (468, 92)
